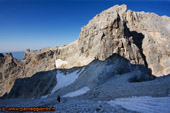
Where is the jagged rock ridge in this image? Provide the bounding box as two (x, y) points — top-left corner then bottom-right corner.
(1, 54), (153, 99)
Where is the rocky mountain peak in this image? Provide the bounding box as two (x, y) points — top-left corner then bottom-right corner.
(78, 4), (145, 68)
(80, 4), (127, 36)
(4, 53), (13, 61)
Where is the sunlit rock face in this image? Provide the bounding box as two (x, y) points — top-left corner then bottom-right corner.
(78, 4), (170, 77)
(0, 4), (170, 96)
(78, 5), (145, 66)
(21, 4), (170, 77)
(126, 10), (170, 77)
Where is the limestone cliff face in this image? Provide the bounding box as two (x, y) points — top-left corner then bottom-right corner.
(0, 4), (170, 96)
(125, 10), (170, 77)
(77, 5), (170, 77)
(78, 5), (145, 65)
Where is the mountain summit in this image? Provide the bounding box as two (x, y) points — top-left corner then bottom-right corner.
(20, 4), (170, 77)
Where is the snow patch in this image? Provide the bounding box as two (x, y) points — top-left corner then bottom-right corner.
(62, 87), (90, 98)
(51, 68), (84, 94)
(108, 96), (170, 113)
(41, 95), (49, 99)
(55, 59), (68, 68)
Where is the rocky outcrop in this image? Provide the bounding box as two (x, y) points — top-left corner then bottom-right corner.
(78, 5), (145, 65)
(125, 10), (170, 77)
(0, 53), (24, 96)
(77, 5), (170, 77)
(0, 4), (170, 96)
(2, 70), (57, 99)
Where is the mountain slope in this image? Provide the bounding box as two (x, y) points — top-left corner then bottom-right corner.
(3, 54), (170, 99)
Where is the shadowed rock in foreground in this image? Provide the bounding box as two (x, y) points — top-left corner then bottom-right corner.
(2, 54), (170, 99)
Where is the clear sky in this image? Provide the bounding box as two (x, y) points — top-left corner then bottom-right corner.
(0, 0), (170, 52)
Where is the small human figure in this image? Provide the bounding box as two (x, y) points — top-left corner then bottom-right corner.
(57, 95), (61, 103)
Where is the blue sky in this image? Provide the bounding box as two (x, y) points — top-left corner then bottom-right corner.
(0, 0), (170, 52)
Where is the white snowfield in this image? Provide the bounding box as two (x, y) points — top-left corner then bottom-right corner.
(108, 96), (170, 113)
(55, 59), (68, 68)
(62, 87), (90, 98)
(41, 95), (49, 99)
(51, 68), (84, 95)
